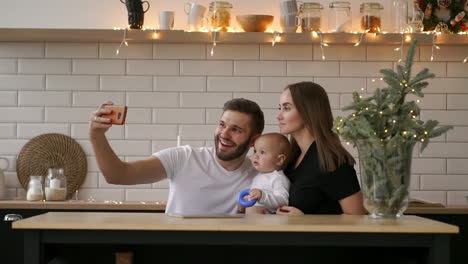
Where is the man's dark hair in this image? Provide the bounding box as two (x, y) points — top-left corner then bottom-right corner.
(223, 98), (264, 136)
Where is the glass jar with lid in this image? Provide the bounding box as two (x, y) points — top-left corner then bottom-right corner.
(299, 2), (323, 32)
(208, 1), (233, 32)
(45, 168), (67, 201)
(360, 2), (383, 33)
(329, 1), (352, 32)
(26, 175), (44, 201)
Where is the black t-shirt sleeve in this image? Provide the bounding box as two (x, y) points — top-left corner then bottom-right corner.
(320, 163), (361, 201)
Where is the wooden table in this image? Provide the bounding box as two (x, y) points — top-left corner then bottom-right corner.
(13, 212), (459, 264)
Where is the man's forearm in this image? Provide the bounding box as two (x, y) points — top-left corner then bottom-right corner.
(90, 132), (128, 184)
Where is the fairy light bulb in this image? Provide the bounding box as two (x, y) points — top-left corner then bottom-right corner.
(311, 31), (318, 38)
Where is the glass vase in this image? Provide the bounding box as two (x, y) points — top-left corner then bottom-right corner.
(356, 138), (414, 218)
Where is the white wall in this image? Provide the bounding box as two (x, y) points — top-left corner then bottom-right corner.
(0, 41), (467, 205)
(0, 0), (404, 32)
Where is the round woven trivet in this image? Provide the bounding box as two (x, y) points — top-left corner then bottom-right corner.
(17, 133), (87, 198)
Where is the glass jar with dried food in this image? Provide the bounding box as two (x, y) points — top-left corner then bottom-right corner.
(329, 1), (352, 32)
(360, 2), (383, 33)
(45, 168), (67, 201)
(209, 1), (233, 32)
(299, 2), (323, 32)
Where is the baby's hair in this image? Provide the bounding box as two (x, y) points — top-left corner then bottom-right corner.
(258, 133), (292, 168)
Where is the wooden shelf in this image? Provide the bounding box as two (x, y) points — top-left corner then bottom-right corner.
(0, 200), (166, 211)
(0, 28), (467, 45)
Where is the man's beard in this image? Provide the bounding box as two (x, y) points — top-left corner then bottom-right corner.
(214, 135), (251, 161)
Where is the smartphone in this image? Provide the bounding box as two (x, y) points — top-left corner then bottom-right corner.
(102, 105), (127, 125)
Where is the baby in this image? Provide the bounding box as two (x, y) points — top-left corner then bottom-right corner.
(245, 133), (291, 214)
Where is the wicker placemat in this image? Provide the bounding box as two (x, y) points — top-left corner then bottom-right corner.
(17, 133), (87, 198)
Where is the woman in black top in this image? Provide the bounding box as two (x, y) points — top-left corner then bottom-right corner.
(275, 82), (366, 215)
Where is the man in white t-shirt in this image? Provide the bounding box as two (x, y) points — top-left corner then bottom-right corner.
(89, 98), (265, 215)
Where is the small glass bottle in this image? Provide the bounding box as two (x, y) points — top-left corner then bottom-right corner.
(208, 1), (233, 32)
(26, 176), (44, 201)
(45, 168), (67, 201)
(299, 2), (323, 32)
(360, 2), (383, 33)
(329, 1), (352, 33)
(408, 0), (424, 32)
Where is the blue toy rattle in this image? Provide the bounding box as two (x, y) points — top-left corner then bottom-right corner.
(238, 189), (257, 207)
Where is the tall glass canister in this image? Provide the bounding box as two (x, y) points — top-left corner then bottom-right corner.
(360, 2), (383, 33)
(329, 1), (352, 32)
(208, 1), (233, 32)
(299, 2), (323, 32)
(391, 0), (409, 32)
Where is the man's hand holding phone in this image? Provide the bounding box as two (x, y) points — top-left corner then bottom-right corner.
(101, 105), (127, 125)
(89, 102), (128, 138)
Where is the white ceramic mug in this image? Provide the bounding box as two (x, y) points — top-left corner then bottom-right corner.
(159, 11), (175, 30)
(185, 2), (207, 31)
(280, 13), (300, 33)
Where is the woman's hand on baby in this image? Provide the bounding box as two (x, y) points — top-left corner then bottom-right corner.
(276, 206), (304, 216)
(249, 188), (262, 200)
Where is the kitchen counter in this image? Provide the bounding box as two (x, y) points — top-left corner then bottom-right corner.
(13, 212), (458, 264)
(13, 212), (459, 233)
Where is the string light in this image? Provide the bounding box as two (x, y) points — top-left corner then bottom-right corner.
(115, 27), (128, 55)
(395, 33), (404, 63)
(317, 31), (327, 60)
(463, 56), (468, 64)
(153, 30), (159, 39)
(354, 29), (369, 46)
(210, 31), (218, 56)
(430, 32), (441, 62)
(271, 31), (282, 47)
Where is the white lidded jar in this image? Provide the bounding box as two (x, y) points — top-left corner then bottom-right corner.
(45, 168), (67, 201)
(26, 175), (44, 201)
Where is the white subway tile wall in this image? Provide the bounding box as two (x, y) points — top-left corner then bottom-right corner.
(0, 42), (467, 205)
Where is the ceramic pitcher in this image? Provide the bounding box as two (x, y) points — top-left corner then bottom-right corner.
(120, 0), (150, 29)
(0, 157), (9, 199)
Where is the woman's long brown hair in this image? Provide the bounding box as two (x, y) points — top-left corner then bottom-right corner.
(287, 82), (355, 173)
